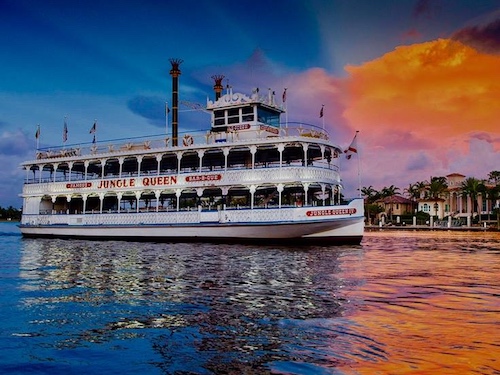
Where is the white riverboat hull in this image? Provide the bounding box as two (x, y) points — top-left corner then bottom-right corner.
(20, 199), (364, 245)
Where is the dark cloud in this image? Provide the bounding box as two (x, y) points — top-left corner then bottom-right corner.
(412, 0), (441, 18)
(127, 95), (165, 128)
(452, 19), (500, 54)
(406, 152), (431, 171)
(469, 131), (500, 144)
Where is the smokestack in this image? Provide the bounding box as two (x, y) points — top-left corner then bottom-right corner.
(211, 75), (225, 100)
(169, 58), (183, 147)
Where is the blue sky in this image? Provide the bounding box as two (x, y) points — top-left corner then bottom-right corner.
(1, 0), (499, 207)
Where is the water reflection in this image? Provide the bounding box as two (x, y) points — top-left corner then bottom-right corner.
(338, 231), (500, 375)
(19, 239), (360, 373)
(16, 232), (500, 374)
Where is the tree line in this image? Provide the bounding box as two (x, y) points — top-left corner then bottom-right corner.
(0, 206), (22, 221)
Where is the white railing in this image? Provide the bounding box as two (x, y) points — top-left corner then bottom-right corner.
(22, 206), (312, 226)
(22, 167), (340, 196)
(29, 122), (334, 162)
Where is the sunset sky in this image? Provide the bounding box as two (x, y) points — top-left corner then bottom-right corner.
(0, 0), (499, 207)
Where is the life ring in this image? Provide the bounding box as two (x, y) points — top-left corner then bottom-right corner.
(183, 134), (194, 147)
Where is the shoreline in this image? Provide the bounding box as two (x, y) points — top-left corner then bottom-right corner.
(365, 225), (498, 232)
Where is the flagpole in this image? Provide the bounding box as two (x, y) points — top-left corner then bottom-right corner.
(356, 131), (361, 198)
(282, 88), (287, 129)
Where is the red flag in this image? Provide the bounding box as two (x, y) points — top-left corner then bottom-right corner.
(344, 132), (359, 159)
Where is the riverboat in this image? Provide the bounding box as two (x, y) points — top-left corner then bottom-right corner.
(19, 60), (364, 244)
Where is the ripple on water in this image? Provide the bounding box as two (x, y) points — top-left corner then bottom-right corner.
(1, 230), (498, 374)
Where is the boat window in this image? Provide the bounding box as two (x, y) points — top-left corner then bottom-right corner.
(242, 106), (254, 121)
(257, 107), (280, 127)
(214, 110), (225, 126)
(227, 108), (239, 124)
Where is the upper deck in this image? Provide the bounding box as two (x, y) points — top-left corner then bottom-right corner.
(26, 121), (334, 165)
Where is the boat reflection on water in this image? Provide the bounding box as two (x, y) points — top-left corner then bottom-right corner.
(17, 232), (500, 374)
(19, 239), (361, 373)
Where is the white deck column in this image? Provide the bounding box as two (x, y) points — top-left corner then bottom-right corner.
(52, 163), (58, 182)
(250, 185), (256, 209)
(277, 183), (284, 208)
(197, 150), (204, 172)
(175, 189), (182, 211)
(156, 155), (162, 175)
(223, 147), (230, 170)
(135, 191), (141, 213)
(100, 159), (106, 178)
(155, 191), (161, 212)
(82, 194), (88, 214)
(302, 143), (309, 166)
(176, 151), (182, 174)
(137, 156), (143, 177)
(84, 160), (89, 180)
(250, 146), (257, 169)
(321, 184), (326, 206)
(303, 183), (310, 206)
(99, 193), (104, 214)
(66, 195), (72, 214)
(118, 157), (124, 178)
(67, 162), (73, 182)
(277, 144), (285, 168)
(117, 192), (123, 213)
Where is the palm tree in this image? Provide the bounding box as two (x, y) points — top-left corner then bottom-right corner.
(361, 185), (380, 224)
(460, 177), (486, 221)
(488, 171), (500, 185)
(484, 184), (500, 222)
(426, 176), (448, 199)
(381, 185), (400, 222)
(404, 183), (420, 213)
(414, 181), (427, 200)
(361, 185), (379, 204)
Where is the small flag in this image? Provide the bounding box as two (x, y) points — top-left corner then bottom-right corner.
(319, 105), (324, 118)
(165, 102), (170, 115)
(282, 88), (287, 103)
(35, 125), (40, 140)
(90, 121), (97, 143)
(344, 131), (359, 160)
(63, 120), (68, 142)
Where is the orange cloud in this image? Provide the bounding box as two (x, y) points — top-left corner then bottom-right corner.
(335, 39), (500, 193)
(343, 39), (500, 152)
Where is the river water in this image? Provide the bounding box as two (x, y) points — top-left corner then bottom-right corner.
(0, 222), (498, 374)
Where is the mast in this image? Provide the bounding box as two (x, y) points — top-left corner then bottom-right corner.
(169, 58), (183, 147)
(211, 75), (225, 100)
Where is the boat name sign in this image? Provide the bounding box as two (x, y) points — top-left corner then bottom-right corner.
(306, 208), (357, 216)
(65, 174), (223, 190)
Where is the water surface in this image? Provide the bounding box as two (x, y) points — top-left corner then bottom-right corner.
(0, 222), (498, 374)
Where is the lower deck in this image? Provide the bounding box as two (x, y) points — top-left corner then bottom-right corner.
(20, 199), (365, 244)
